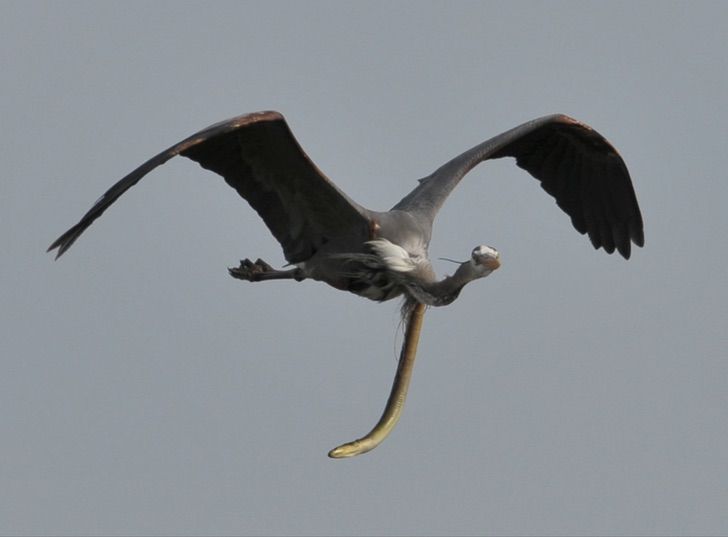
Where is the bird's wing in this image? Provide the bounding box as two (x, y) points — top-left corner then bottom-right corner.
(393, 114), (644, 259)
(48, 111), (370, 263)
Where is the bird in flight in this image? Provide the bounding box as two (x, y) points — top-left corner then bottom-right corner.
(49, 111), (644, 458)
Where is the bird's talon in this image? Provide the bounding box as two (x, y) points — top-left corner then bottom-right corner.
(228, 258), (281, 282)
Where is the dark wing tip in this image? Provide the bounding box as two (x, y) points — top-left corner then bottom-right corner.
(515, 115), (644, 261)
(47, 239), (63, 259)
(47, 111), (288, 260)
(47, 224), (83, 259)
(606, 217), (644, 259)
(630, 220), (645, 248)
(616, 239), (632, 260)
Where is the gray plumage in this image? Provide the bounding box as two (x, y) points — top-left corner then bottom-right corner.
(48, 111), (644, 307)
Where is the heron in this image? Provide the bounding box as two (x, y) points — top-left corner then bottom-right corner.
(48, 111), (644, 458)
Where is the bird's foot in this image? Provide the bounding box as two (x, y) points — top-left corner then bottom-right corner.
(228, 258), (305, 282)
(228, 258), (275, 282)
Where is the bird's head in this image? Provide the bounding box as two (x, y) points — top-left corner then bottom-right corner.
(469, 244), (501, 278)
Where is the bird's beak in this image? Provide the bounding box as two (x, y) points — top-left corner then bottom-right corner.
(484, 256), (501, 270)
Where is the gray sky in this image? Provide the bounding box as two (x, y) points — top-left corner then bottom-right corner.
(2, 1), (727, 535)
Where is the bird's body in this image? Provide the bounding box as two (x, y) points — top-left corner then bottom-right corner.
(49, 110), (643, 457)
(294, 210), (433, 302)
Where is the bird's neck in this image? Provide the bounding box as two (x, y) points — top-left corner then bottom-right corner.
(406, 261), (481, 307)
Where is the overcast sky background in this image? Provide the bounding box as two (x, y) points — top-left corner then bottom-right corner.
(2, 2), (727, 535)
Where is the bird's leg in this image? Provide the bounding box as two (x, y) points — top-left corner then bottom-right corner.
(228, 258), (305, 282)
(328, 302), (426, 458)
